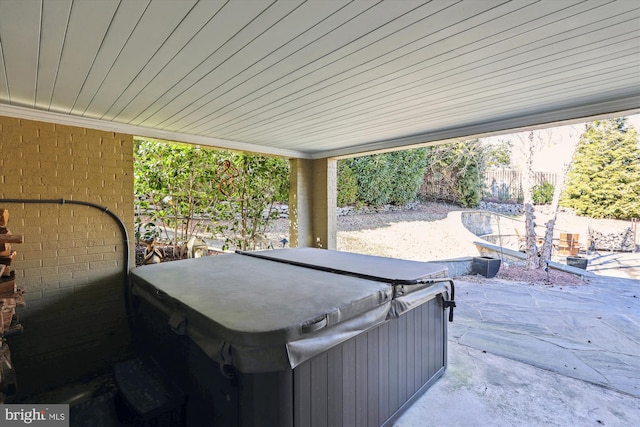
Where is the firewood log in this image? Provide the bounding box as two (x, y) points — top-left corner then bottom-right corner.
(0, 243), (10, 257)
(0, 252), (16, 267)
(0, 234), (22, 244)
(0, 210), (7, 228)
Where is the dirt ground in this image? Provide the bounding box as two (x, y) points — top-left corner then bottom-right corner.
(261, 201), (636, 285)
(263, 201), (633, 258)
(138, 201), (638, 284)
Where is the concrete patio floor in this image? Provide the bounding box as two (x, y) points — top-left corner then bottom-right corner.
(27, 260), (640, 427)
(394, 274), (640, 427)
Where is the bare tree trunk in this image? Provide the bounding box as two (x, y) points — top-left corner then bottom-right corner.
(539, 137), (578, 263)
(524, 204), (539, 268)
(540, 220), (555, 265)
(523, 131), (539, 269)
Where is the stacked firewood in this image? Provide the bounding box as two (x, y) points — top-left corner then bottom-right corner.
(0, 209), (25, 402)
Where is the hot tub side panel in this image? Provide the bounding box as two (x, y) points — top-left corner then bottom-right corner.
(133, 290), (446, 427)
(293, 295), (446, 427)
(134, 292), (296, 427)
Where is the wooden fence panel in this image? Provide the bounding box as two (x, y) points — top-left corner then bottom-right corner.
(420, 169), (558, 203)
(484, 169), (558, 201)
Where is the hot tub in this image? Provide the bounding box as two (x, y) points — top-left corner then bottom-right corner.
(128, 249), (454, 427)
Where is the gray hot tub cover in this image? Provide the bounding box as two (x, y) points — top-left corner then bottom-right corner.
(238, 248), (454, 318)
(130, 254), (394, 372)
(238, 248), (448, 287)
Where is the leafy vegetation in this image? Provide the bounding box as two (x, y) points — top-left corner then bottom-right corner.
(421, 140), (486, 207)
(532, 181), (554, 205)
(562, 119), (640, 219)
(134, 138), (289, 252)
(134, 140), (225, 249)
(483, 139), (511, 168)
(386, 149), (429, 205)
(220, 153), (289, 250)
(337, 161), (358, 206)
(337, 148), (428, 207)
(346, 154), (393, 206)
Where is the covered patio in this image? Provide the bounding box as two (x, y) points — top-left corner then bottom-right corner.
(0, 0), (639, 424)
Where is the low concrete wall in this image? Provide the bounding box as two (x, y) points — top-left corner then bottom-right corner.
(473, 241), (594, 278)
(433, 257), (474, 277)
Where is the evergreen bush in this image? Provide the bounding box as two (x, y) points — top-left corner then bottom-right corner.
(532, 181), (554, 204)
(337, 161), (358, 206)
(387, 149), (428, 205)
(339, 148), (427, 207)
(348, 154), (393, 206)
(562, 119), (640, 219)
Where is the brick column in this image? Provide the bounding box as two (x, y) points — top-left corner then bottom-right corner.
(289, 158), (337, 250)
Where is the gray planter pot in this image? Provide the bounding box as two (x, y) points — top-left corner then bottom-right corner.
(566, 256), (588, 270)
(472, 256), (501, 278)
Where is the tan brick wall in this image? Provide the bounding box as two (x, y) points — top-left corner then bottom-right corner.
(0, 116), (134, 397)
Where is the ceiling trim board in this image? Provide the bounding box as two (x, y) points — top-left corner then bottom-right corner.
(314, 97), (640, 159)
(0, 104), (308, 159)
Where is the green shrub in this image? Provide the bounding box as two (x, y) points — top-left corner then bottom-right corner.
(562, 118), (640, 219)
(134, 138), (289, 251)
(386, 149), (428, 205)
(532, 181), (554, 204)
(347, 154), (392, 206)
(337, 161), (358, 206)
(341, 148), (427, 207)
(422, 140), (485, 208)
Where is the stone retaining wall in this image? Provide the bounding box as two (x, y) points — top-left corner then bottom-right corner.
(589, 228), (637, 252)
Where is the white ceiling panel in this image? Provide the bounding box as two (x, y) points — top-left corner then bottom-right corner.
(35, 0), (71, 109)
(0, 42), (7, 102)
(102, 0), (226, 122)
(135, 0), (312, 129)
(68, 0), (150, 115)
(79, 0), (199, 119)
(156, 0), (374, 132)
(126, 0), (279, 127)
(0, 0), (638, 159)
(0, 0), (41, 107)
(49, 0), (123, 114)
(179, 0), (497, 135)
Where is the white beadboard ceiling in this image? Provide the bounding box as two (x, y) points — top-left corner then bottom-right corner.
(0, 0), (639, 159)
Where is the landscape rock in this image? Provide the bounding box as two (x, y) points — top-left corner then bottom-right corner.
(589, 227), (637, 252)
